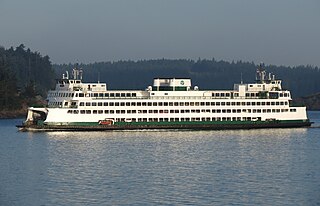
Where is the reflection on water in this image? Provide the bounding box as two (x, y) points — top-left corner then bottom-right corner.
(46, 127), (308, 139)
(0, 113), (320, 205)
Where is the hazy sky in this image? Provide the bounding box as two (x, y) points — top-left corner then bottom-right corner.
(1, 0), (319, 66)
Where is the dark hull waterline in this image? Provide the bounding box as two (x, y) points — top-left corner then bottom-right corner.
(17, 121), (312, 132)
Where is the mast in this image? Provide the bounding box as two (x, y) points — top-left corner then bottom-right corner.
(72, 68), (83, 80)
(256, 62), (266, 83)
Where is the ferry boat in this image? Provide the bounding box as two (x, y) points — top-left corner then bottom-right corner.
(17, 65), (312, 131)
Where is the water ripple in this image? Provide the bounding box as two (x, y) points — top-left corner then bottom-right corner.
(1, 115), (320, 205)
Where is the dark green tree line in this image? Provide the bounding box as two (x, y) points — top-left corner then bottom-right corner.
(0, 44), (55, 112)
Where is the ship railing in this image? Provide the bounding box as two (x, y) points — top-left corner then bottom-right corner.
(92, 96), (149, 100)
(150, 96), (267, 100)
(88, 96), (274, 100)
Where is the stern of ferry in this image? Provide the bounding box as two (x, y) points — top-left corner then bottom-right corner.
(17, 107), (48, 131)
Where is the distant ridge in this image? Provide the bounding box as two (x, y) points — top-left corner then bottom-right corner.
(294, 93), (320, 110)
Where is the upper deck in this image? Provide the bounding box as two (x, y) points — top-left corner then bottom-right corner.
(47, 66), (292, 108)
(55, 68), (107, 92)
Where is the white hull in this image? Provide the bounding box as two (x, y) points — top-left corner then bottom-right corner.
(19, 66), (311, 130)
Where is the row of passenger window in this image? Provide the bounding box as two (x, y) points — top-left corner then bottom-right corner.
(49, 92), (290, 99)
(48, 92), (138, 98)
(112, 117), (260, 122)
(211, 92), (290, 98)
(67, 108), (296, 114)
(79, 101), (289, 107)
(211, 92), (259, 98)
(77, 93), (137, 98)
(48, 93), (74, 98)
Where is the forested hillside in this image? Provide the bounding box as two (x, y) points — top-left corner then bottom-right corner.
(54, 59), (320, 97)
(1, 44), (320, 119)
(0, 44), (55, 117)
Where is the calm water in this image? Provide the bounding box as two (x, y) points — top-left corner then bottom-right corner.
(1, 112), (320, 205)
